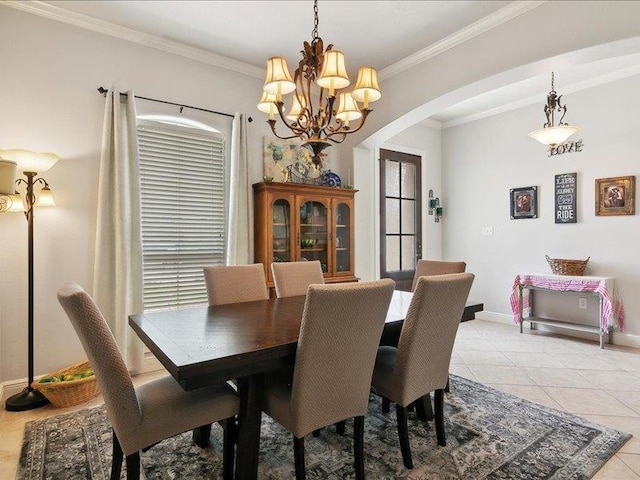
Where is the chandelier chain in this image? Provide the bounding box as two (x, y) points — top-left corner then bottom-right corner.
(312, 0), (319, 40)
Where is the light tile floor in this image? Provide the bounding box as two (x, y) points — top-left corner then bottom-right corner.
(1, 319), (639, 479)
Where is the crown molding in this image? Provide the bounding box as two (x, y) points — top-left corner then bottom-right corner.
(0, 0), (265, 79)
(379, 1), (547, 81)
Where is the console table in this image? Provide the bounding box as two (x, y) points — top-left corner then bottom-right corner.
(509, 273), (625, 348)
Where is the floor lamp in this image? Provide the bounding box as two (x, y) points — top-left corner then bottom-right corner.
(0, 149), (59, 412)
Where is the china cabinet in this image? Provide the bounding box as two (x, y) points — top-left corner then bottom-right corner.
(253, 182), (357, 291)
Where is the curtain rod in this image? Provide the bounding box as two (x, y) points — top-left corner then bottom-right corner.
(96, 87), (252, 122)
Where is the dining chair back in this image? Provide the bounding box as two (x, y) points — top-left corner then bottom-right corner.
(57, 283), (239, 480)
(411, 260), (466, 291)
(372, 273), (474, 468)
(262, 278), (396, 480)
(271, 260), (324, 298)
(204, 263), (269, 305)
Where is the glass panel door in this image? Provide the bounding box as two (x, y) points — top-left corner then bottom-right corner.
(299, 200), (328, 273)
(380, 149), (422, 291)
(335, 202), (351, 273)
(272, 198), (291, 263)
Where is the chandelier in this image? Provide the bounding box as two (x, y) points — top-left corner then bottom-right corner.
(528, 72), (579, 147)
(258, 0), (381, 168)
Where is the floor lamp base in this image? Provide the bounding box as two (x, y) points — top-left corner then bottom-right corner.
(5, 387), (49, 412)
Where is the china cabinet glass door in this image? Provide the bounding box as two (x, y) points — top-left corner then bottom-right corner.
(299, 200), (328, 273)
(335, 202), (351, 273)
(272, 198), (291, 263)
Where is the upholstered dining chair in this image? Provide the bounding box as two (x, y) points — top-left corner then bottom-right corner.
(57, 283), (240, 480)
(204, 263), (269, 305)
(372, 273), (474, 469)
(262, 279), (395, 480)
(411, 259), (466, 292)
(271, 260), (325, 298)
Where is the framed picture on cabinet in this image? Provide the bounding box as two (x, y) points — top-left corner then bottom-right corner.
(510, 186), (538, 219)
(595, 175), (635, 216)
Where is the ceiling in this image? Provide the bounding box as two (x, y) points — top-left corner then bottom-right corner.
(15, 1), (640, 127)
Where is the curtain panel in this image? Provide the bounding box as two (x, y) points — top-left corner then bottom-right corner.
(93, 88), (144, 372)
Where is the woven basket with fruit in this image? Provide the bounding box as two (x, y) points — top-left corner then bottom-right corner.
(32, 360), (99, 408)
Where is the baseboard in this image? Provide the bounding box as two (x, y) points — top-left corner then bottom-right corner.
(475, 311), (640, 350)
(0, 353), (165, 404)
(0, 378), (28, 405)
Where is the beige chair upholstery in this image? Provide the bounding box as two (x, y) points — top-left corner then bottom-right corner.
(271, 260), (325, 298)
(263, 279), (395, 480)
(204, 263), (269, 306)
(410, 260), (466, 292)
(372, 273), (474, 469)
(57, 283), (240, 480)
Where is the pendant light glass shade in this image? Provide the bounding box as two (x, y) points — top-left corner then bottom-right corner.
(528, 125), (580, 147)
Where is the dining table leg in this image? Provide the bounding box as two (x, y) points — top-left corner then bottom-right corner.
(235, 373), (264, 480)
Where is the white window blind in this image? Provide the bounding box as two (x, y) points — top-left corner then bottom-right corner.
(137, 122), (226, 310)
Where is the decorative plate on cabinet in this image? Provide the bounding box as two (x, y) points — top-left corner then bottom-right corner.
(321, 171), (342, 188)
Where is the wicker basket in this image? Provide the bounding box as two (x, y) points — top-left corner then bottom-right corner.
(545, 255), (590, 276)
(32, 361), (99, 408)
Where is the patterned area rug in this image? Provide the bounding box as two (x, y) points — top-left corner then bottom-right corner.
(16, 375), (630, 479)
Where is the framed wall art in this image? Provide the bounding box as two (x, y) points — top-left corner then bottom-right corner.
(554, 172), (577, 224)
(263, 137), (332, 184)
(510, 186), (538, 219)
(595, 175), (635, 216)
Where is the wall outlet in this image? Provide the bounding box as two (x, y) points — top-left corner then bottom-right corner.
(481, 226), (494, 236)
(578, 297), (587, 309)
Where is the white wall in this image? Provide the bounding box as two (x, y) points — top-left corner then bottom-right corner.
(441, 74), (640, 339)
(0, 7), (273, 385)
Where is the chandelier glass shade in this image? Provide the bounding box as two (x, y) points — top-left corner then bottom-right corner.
(528, 72), (579, 147)
(258, 0), (381, 167)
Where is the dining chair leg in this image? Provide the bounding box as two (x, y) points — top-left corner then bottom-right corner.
(192, 424), (212, 447)
(312, 429), (321, 437)
(382, 397), (391, 413)
(110, 429), (123, 480)
(424, 393), (434, 420)
(293, 436), (306, 480)
(434, 388), (446, 447)
(125, 451), (141, 480)
(221, 418), (236, 480)
(415, 396), (427, 421)
(444, 375), (450, 393)
(395, 405), (413, 469)
(336, 420), (346, 436)
(353, 416), (365, 480)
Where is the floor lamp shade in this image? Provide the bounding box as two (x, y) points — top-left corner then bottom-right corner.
(0, 159), (17, 194)
(0, 149), (59, 173)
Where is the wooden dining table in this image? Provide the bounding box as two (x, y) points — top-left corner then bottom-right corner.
(129, 291), (481, 480)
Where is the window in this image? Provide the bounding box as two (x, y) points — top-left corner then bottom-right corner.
(137, 119), (226, 310)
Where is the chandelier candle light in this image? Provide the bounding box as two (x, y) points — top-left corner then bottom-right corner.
(528, 72), (580, 147)
(0, 149), (59, 411)
(258, 0), (381, 168)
